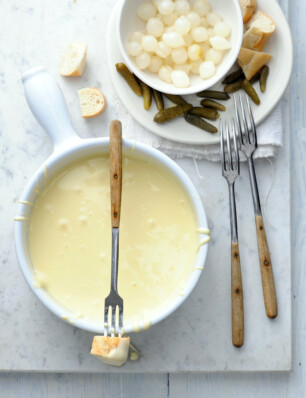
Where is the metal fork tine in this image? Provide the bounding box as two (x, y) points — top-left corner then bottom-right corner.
(246, 94), (257, 147)
(226, 121), (232, 170)
(119, 308), (123, 337)
(232, 118), (240, 175)
(234, 94), (244, 145)
(111, 307), (116, 337)
(104, 306), (109, 336)
(220, 122), (226, 172)
(239, 93), (250, 144)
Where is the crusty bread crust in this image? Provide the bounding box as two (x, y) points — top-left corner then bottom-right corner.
(238, 47), (272, 80)
(238, 0), (257, 23)
(78, 87), (107, 118)
(243, 11), (276, 51)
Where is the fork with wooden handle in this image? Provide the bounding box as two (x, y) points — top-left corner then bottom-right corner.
(104, 120), (124, 337)
(234, 93), (277, 319)
(221, 120), (244, 348)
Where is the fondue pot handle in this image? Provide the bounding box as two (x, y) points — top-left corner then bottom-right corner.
(22, 66), (78, 149)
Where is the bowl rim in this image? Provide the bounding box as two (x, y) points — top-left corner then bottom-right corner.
(116, 0), (243, 95)
(14, 137), (209, 334)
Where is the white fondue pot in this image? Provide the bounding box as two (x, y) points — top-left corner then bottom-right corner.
(15, 67), (209, 333)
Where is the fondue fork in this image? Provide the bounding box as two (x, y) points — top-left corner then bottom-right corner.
(220, 119), (244, 348)
(234, 94), (277, 319)
(104, 120), (124, 337)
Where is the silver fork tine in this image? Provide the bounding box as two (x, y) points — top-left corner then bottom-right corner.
(232, 118), (240, 174)
(119, 308), (123, 337)
(111, 307), (116, 337)
(239, 93), (251, 144)
(220, 122), (226, 172)
(234, 95), (244, 146)
(246, 95), (257, 147)
(226, 121), (232, 170)
(104, 307), (109, 336)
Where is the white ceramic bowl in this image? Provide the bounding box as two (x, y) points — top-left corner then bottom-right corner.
(117, 0), (243, 95)
(15, 67), (209, 334)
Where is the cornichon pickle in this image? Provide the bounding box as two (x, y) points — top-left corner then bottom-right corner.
(189, 107), (220, 120)
(222, 69), (245, 84)
(249, 71), (261, 84)
(260, 65), (269, 93)
(154, 104), (192, 123)
(200, 99), (226, 112)
(196, 90), (230, 100)
(115, 63), (142, 96)
(139, 80), (152, 110)
(163, 93), (188, 105)
(224, 81), (243, 94)
(184, 113), (218, 134)
(242, 80), (260, 105)
(152, 89), (164, 111)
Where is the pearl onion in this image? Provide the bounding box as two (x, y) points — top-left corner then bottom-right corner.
(129, 31), (144, 43)
(155, 41), (172, 58)
(147, 18), (164, 37)
(142, 35), (158, 52)
(207, 12), (222, 27)
(149, 56), (164, 72)
(137, 3), (157, 21)
(165, 26), (175, 32)
(190, 60), (202, 74)
(191, 26), (208, 43)
(214, 21), (231, 38)
(205, 48), (223, 65)
(174, 0), (190, 15)
(186, 11), (201, 28)
(163, 12), (178, 25)
(201, 42), (210, 55)
(193, 1), (210, 17)
(174, 63), (192, 74)
(159, 65), (173, 83)
(199, 61), (215, 79)
(207, 28), (214, 38)
(210, 36), (231, 50)
(184, 33), (193, 46)
(126, 41), (142, 56)
(158, 0), (175, 15)
(136, 52), (151, 69)
(174, 16), (191, 35)
(162, 31), (185, 48)
(188, 44), (203, 61)
(171, 70), (190, 87)
(171, 47), (188, 64)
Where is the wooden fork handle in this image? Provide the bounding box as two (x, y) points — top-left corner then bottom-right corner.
(255, 215), (278, 318)
(231, 242), (244, 347)
(110, 120), (122, 228)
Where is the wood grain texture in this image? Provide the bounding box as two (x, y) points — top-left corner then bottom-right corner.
(255, 214), (277, 318)
(231, 242), (244, 347)
(110, 120), (122, 228)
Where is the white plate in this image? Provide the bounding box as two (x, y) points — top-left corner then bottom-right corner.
(106, 0), (293, 145)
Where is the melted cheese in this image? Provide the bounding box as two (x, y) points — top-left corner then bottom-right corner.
(28, 154), (199, 327)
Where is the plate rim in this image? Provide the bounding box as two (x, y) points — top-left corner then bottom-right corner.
(106, 0), (293, 146)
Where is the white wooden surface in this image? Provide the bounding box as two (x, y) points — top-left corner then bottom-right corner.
(0, 0), (305, 395)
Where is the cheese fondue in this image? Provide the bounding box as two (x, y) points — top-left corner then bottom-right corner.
(28, 154), (201, 329)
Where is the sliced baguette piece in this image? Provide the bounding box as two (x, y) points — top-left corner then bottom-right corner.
(238, 0), (257, 23)
(59, 42), (88, 77)
(238, 47), (272, 80)
(78, 87), (107, 118)
(91, 336), (130, 367)
(243, 11), (276, 51)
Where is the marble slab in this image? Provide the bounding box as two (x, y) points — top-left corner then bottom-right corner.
(0, 0), (291, 372)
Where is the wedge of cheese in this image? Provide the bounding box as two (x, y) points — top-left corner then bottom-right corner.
(242, 11), (276, 51)
(91, 336), (130, 367)
(59, 42), (88, 77)
(238, 47), (272, 80)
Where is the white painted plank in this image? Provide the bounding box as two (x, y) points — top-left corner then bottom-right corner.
(0, 374), (169, 398)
